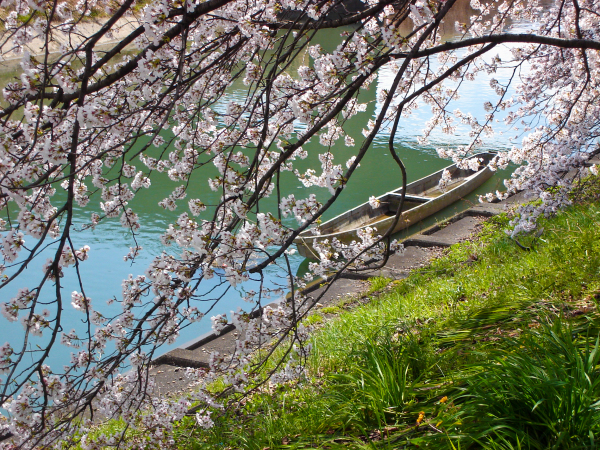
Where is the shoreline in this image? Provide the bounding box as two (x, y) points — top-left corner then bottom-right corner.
(150, 148), (600, 392)
(0, 16), (139, 65)
(149, 188), (531, 395)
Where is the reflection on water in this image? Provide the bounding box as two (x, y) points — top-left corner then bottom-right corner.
(0, 4), (534, 366)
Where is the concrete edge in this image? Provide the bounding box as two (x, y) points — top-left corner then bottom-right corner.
(403, 234), (454, 248)
(151, 348), (210, 369)
(151, 193), (515, 368)
(152, 299), (289, 365)
(182, 324), (236, 351)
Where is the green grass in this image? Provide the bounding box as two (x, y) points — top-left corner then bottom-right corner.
(302, 313), (324, 326)
(178, 202), (600, 449)
(320, 305), (342, 314)
(11, 194), (554, 450)
(321, 330), (421, 432)
(451, 323), (600, 449)
(366, 276), (392, 294)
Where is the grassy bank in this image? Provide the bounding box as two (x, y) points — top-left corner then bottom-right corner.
(177, 198), (600, 450)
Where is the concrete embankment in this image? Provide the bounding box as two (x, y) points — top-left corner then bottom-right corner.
(150, 155), (600, 397)
(0, 17), (139, 64)
(149, 184), (545, 395)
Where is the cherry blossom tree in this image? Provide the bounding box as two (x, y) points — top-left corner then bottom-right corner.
(0, 0), (598, 447)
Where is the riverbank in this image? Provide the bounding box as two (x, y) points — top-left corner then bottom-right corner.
(151, 155), (600, 389)
(149, 187), (529, 394)
(174, 174), (600, 449)
(0, 16), (138, 65)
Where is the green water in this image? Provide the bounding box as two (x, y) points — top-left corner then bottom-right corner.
(0, 4), (522, 364)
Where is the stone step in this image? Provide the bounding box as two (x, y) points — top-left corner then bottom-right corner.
(151, 189), (532, 380)
(152, 348), (209, 369)
(340, 267), (409, 281)
(403, 234), (455, 248)
(467, 204), (503, 216)
(427, 216), (482, 242)
(585, 156), (600, 166)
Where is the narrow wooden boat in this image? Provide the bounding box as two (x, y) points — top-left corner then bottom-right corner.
(294, 152), (497, 259)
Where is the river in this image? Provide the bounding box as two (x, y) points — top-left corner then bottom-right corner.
(0, 1), (534, 369)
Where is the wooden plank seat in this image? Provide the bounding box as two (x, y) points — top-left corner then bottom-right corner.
(387, 193), (430, 203)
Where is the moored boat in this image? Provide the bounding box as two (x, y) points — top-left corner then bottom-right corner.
(294, 152), (497, 259)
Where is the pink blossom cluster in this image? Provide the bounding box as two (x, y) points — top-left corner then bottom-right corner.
(0, 0), (598, 447)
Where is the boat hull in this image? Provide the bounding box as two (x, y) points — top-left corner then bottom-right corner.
(294, 153), (496, 259)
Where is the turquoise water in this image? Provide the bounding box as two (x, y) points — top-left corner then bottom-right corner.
(0, 4), (527, 369)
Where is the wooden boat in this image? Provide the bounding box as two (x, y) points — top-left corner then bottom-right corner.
(294, 152), (497, 259)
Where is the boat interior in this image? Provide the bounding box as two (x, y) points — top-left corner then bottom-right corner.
(402, 166), (475, 197)
(333, 195), (427, 232)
